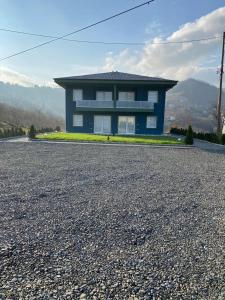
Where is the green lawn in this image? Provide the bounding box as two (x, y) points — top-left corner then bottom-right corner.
(36, 132), (184, 145)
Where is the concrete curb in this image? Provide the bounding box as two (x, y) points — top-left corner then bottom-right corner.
(32, 138), (195, 149)
(0, 135), (27, 141)
(194, 138), (225, 148)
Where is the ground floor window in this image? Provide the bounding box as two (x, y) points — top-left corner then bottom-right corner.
(73, 114), (83, 126)
(94, 115), (111, 134)
(118, 116), (135, 134)
(146, 116), (157, 128)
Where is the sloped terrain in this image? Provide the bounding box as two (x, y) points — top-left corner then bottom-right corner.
(0, 142), (225, 299)
(166, 78), (225, 132)
(0, 102), (64, 130)
(0, 81), (64, 117)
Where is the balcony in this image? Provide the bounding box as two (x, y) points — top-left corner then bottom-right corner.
(116, 101), (154, 110)
(76, 100), (113, 109)
(75, 100), (154, 111)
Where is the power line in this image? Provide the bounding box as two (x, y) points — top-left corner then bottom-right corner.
(0, 27), (222, 46)
(0, 0), (155, 62)
(0, 28), (146, 45)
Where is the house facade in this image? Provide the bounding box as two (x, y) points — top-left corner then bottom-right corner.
(54, 71), (177, 135)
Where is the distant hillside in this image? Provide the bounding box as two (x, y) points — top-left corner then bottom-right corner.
(166, 78), (225, 132)
(0, 102), (64, 130)
(0, 78), (224, 133)
(0, 81), (64, 117)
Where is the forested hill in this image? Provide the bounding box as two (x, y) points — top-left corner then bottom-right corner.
(0, 102), (64, 130)
(0, 81), (64, 117)
(166, 78), (225, 132)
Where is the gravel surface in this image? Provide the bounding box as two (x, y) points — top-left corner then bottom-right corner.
(0, 142), (225, 299)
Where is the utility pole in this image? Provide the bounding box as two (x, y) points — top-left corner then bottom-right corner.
(216, 32), (225, 135)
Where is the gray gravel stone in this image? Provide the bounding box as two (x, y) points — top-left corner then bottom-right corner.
(0, 142), (225, 299)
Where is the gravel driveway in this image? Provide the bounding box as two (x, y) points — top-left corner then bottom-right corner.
(0, 142), (225, 299)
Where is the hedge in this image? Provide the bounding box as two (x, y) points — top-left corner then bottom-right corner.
(170, 127), (224, 144)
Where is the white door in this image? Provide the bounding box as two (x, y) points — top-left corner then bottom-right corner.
(94, 116), (111, 134)
(118, 116), (135, 134)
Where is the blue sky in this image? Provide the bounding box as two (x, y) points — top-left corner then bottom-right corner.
(0, 0), (224, 86)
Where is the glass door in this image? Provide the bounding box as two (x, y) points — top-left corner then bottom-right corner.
(118, 116), (135, 134)
(94, 116), (111, 134)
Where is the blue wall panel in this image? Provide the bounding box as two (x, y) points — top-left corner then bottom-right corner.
(65, 83), (167, 135)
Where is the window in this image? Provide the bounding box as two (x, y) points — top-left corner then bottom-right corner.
(148, 91), (158, 103)
(146, 116), (157, 128)
(118, 116), (135, 134)
(73, 89), (83, 101)
(94, 116), (111, 134)
(73, 114), (83, 126)
(96, 91), (112, 101)
(118, 91), (135, 101)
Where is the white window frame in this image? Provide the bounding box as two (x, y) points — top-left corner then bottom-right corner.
(94, 115), (111, 134)
(118, 91), (135, 101)
(118, 116), (135, 134)
(73, 89), (83, 101)
(148, 91), (158, 103)
(73, 114), (83, 127)
(146, 116), (157, 129)
(96, 91), (112, 101)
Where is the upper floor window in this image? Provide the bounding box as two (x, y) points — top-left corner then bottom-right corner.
(146, 116), (157, 128)
(96, 91), (112, 101)
(73, 89), (83, 101)
(73, 114), (83, 126)
(118, 91), (135, 101)
(148, 91), (158, 103)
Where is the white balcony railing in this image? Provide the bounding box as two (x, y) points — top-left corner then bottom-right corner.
(75, 100), (154, 110)
(76, 100), (114, 108)
(116, 101), (154, 109)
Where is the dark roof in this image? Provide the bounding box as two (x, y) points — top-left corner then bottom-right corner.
(54, 71), (177, 85)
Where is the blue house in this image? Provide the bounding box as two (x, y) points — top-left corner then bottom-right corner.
(54, 71), (177, 135)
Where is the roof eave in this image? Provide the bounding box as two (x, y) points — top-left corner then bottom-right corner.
(54, 78), (178, 88)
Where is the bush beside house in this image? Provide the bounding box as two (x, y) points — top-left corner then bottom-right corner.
(0, 127), (26, 139)
(28, 125), (36, 139)
(170, 127), (225, 145)
(185, 125), (194, 145)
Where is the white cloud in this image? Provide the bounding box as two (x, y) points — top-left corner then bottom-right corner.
(102, 7), (225, 84)
(0, 66), (36, 87)
(0, 66), (57, 87)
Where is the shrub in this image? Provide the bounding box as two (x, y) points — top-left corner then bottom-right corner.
(170, 127), (222, 144)
(185, 125), (193, 145)
(28, 125), (36, 139)
(55, 126), (61, 132)
(221, 134), (225, 145)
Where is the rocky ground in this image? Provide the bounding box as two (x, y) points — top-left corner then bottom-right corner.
(0, 142), (225, 299)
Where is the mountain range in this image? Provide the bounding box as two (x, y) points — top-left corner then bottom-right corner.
(0, 81), (64, 117)
(0, 78), (224, 132)
(166, 78), (224, 132)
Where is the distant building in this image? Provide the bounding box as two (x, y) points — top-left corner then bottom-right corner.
(54, 71), (177, 135)
(168, 116), (176, 121)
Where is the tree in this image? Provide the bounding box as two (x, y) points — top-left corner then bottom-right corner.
(221, 134), (225, 145)
(185, 125), (194, 145)
(28, 125), (36, 139)
(55, 126), (61, 132)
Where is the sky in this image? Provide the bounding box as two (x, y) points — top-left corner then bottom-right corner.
(0, 0), (224, 87)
